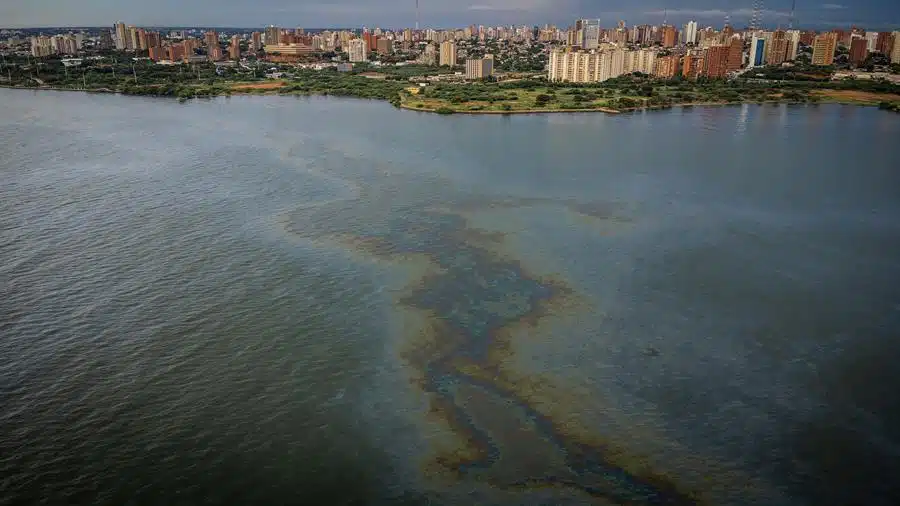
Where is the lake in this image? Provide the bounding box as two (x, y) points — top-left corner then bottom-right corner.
(2, 89), (900, 505)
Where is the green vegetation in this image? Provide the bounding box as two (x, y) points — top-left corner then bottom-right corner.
(879, 101), (900, 113)
(3, 52), (900, 115)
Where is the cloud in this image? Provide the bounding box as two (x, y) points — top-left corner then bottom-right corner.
(821, 3), (847, 9)
(643, 8), (792, 20)
(467, 0), (553, 12)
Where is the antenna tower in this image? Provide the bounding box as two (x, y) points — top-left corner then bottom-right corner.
(749, 0), (763, 31)
(416, 0), (420, 30)
(789, 0), (796, 29)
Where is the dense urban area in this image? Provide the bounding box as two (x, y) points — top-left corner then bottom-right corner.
(2, 18), (900, 113)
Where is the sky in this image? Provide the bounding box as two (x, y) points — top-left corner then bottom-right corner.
(1, 0), (898, 31)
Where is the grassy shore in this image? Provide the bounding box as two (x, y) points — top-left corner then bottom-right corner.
(4, 76), (900, 115)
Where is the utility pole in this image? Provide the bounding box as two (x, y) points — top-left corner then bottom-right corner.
(83, 69), (87, 89)
(133, 63), (138, 83)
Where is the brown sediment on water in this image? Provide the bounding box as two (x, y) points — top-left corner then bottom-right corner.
(285, 185), (706, 503)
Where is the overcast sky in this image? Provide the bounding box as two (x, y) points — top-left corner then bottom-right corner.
(2, 0), (898, 30)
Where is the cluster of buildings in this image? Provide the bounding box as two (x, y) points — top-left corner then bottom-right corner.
(548, 18), (900, 84)
(16, 18), (900, 84)
(29, 33), (86, 57)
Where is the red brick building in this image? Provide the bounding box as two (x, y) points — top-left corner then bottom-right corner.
(849, 38), (868, 66)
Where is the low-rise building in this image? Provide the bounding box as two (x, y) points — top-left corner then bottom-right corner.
(266, 43), (315, 62)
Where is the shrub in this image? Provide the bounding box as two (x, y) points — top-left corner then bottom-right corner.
(435, 107), (455, 115)
(534, 93), (552, 106)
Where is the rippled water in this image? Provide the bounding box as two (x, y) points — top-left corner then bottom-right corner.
(2, 89), (900, 505)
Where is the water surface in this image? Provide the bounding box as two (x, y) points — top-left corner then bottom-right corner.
(2, 90), (900, 505)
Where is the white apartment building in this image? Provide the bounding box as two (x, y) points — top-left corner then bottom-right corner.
(683, 21), (698, 45)
(624, 49), (657, 75)
(548, 48), (625, 83)
(347, 38), (367, 62)
(786, 30), (801, 61)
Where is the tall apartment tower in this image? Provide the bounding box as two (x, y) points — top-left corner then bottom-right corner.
(749, 35), (766, 67)
(229, 35), (241, 60)
(251, 32), (262, 52)
(726, 37), (743, 72)
(662, 25), (677, 48)
(465, 55), (494, 80)
(114, 22), (127, 50)
(875, 32), (894, 55)
(891, 32), (900, 63)
(204, 31), (219, 49)
(582, 19), (601, 49)
(703, 46), (730, 79)
(265, 26), (281, 45)
(348, 38), (368, 62)
(683, 21), (698, 45)
(786, 30), (801, 61)
(849, 38), (868, 67)
(767, 30), (789, 66)
(439, 40), (457, 66)
(811, 32), (837, 66)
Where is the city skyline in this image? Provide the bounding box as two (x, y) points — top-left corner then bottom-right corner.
(2, 0), (899, 30)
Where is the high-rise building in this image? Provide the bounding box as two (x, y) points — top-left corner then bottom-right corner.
(767, 30), (789, 66)
(348, 38), (368, 62)
(168, 43), (185, 62)
(114, 22), (127, 50)
(749, 35), (766, 67)
(812, 32), (837, 66)
(127, 26), (138, 50)
(581, 19), (601, 49)
(726, 37), (743, 72)
(265, 26), (281, 45)
(418, 43), (437, 65)
(204, 31), (219, 49)
(849, 37), (868, 67)
(703, 45), (730, 79)
(623, 49), (657, 75)
(786, 30), (801, 61)
(683, 21), (698, 45)
(208, 45), (224, 61)
(145, 31), (161, 50)
(682, 51), (703, 79)
(251, 32), (262, 52)
(148, 46), (166, 61)
(548, 48), (624, 83)
(654, 54), (680, 78)
(136, 28), (147, 51)
(30, 36), (53, 57)
(891, 32), (900, 64)
(439, 40), (457, 66)
(876, 32), (894, 54)
(465, 55), (494, 80)
(99, 30), (114, 50)
(183, 38), (200, 58)
(865, 32), (878, 52)
(376, 38), (392, 55)
(662, 25), (677, 48)
(229, 35), (241, 60)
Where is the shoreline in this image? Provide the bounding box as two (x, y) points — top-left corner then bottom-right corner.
(1, 84), (893, 115)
